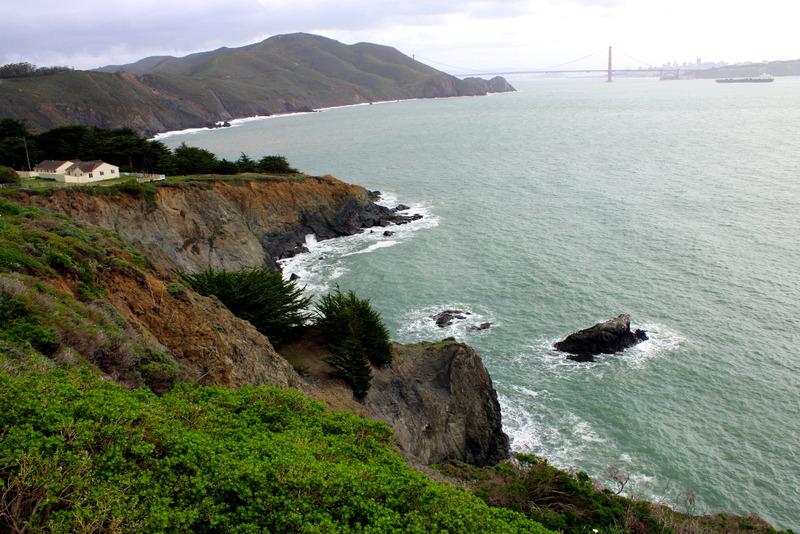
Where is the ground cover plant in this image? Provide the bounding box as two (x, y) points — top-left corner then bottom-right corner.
(0, 367), (553, 533)
(437, 454), (791, 534)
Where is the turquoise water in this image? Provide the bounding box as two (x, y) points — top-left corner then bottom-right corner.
(162, 77), (800, 529)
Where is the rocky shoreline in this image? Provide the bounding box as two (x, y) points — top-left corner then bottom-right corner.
(265, 190), (426, 265)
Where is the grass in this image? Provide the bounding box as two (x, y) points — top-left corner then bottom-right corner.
(0, 200), (146, 293)
(162, 172), (306, 184)
(11, 175), (138, 190)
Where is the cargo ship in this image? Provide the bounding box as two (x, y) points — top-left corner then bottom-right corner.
(716, 74), (774, 83)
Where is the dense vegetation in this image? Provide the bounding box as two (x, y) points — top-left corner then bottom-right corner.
(0, 119), (297, 176)
(315, 288), (393, 398)
(0, 62), (72, 79)
(0, 165), (19, 184)
(0, 367), (551, 533)
(439, 455), (791, 534)
(0, 200), (183, 391)
(183, 267), (310, 343)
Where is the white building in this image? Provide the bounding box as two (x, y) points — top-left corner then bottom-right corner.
(32, 159), (120, 183)
(32, 160), (74, 179)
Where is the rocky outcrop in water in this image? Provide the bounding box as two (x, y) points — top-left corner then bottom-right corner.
(431, 310), (471, 327)
(554, 314), (648, 362)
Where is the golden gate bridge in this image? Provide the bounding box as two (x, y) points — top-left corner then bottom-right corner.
(415, 47), (674, 81)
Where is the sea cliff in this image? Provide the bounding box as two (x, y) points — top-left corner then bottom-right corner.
(0, 177), (788, 533)
(7, 176), (510, 467)
(16, 176), (401, 272)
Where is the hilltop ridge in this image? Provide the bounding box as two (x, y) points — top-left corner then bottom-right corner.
(0, 33), (514, 136)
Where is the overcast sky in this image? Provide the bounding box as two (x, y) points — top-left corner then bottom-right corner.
(1, 0), (798, 72)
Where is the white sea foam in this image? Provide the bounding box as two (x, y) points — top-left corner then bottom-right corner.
(151, 92), (519, 140)
(278, 192), (437, 296)
(343, 240), (398, 256)
(500, 393), (606, 464)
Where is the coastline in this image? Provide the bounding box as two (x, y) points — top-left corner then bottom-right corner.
(150, 92), (514, 140)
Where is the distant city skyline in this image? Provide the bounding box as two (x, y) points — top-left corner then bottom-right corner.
(1, 0), (798, 72)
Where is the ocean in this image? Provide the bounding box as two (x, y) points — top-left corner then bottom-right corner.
(160, 76), (800, 529)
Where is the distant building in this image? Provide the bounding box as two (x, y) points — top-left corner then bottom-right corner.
(31, 159), (120, 183)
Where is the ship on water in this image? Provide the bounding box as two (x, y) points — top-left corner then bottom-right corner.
(716, 73), (774, 83)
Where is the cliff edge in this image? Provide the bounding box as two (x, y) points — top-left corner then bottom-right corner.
(280, 335), (510, 467)
(6, 176), (510, 468)
(15, 175), (398, 273)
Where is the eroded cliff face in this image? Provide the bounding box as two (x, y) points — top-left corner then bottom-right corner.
(99, 268), (304, 391)
(367, 340), (510, 467)
(18, 176), (395, 273)
(280, 335), (510, 467)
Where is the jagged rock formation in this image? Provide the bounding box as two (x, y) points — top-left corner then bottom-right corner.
(431, 309), (471, 327)
(554, 314), (648, 362)
(367, 340), (509, 467)
(15, 175), (404, 273)
(280, 335), (509, 467)
(0, 33), (515, 136)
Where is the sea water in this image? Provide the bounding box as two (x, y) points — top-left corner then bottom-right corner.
(161, 77), (800, 529)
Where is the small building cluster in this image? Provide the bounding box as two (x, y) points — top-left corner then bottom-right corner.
(24, 159), (120, 183)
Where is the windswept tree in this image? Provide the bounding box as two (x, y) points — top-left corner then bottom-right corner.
(315, 288), (392, 398)
(182, 267), (310, 343)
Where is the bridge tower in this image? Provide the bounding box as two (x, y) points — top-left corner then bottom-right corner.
(607, 46), (612, 82)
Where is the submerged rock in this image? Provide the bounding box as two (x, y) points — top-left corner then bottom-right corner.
(431, 310), (471, 328)
(554, 314), (647, 362)
(394, 213), (423, 225)
(383, 231), (395, 237)
(468, 322), (493, 332)
(392, 204), (411, 212)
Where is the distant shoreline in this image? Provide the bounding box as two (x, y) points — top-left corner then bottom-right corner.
(151, 92), (511, 141)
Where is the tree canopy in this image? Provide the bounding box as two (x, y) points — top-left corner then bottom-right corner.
(0, 120), (297, 176)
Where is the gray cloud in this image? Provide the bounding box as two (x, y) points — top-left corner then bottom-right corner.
(0, 0), (535, 68)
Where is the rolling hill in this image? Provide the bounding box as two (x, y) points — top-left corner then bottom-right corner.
(0, 33), (514, 136)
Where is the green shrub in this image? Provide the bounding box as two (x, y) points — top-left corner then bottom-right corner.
(316, 288), (392, 368)
(166, 281), (188, 300)
(0, 165), (19, 184)
(314, 288), (392, 398)
(440, 454), (673, 534)
(325, 337), (374, 398)
(183, 267), (311, 343)
(258, 155), (297, 174)
(0, 293), (56, 355)
(0, 367), (553, 533)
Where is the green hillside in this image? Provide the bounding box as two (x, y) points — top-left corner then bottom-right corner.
(0, 33), (514, 136)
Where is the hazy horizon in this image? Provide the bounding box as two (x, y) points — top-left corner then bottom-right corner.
(1, 1), (798, 73)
